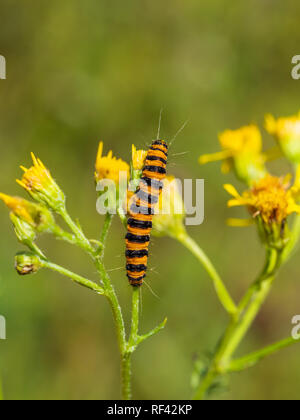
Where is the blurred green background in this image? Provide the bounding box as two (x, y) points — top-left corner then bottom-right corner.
(0, 0), (300, 400)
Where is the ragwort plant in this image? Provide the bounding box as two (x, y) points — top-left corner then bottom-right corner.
(1, 110), (300, 400)
(196, 111), (300, 399)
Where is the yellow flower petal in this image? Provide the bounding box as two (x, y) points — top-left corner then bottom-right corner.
(95, 141), (130, 184)
(226, 218), (254, 227)
(132, 144), (147, 171)
(227, 198), (246, 208)
(199, 150), (232, 165)
(224, 184), (240, 198)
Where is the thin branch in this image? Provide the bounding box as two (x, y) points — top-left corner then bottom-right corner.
(228, 336), (300, 373)
(41, 259), (104, 294)
(177, 232), (237, 316)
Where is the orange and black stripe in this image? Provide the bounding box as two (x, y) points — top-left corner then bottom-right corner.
(126, 140), (168, 286)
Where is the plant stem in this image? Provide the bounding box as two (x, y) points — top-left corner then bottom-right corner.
(121, 353), (132, 400)
(0, 377), (3, 401)
(177, 232), (237, 316)
(194, 247), (280, 400)
(58, 209), (127, 397)
(228, 336), (300, 373)
(121, 287), (140, 400)
(94, 255), (127, 355)
(58, 206), (95, 254)
(129, 287), (140, 349)
(99, 213), (113, 257)
(41, 260), (104, 294)
(282, 214), (300, 263)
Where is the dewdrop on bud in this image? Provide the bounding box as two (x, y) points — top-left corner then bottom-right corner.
(14, 252), (42, 275)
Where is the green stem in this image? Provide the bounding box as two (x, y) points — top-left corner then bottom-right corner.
(137, 317), (168, 345)
(51, 224), (77, 245)
(41, 260), (104, 294)
(228, 336), (300, 373)
(194, 247), (280, 400)
(58, 206), (95, 254)
(282, 215), (300, 263)
(121, 353), (132, 400)
(177, 232), (237, 316)
(99, 213), (113, 257)
(95, 256), (127, 355)
(129, 287), (140, 349)
(0, 377), (3, 401)
(121, 287), (140, 400)
(58, 209), (127, 398)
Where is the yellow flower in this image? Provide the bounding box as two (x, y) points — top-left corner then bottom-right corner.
(0, 193), (55, 232)
(199, 125), (267, 184)
(17, 153), (65, 211)
(265, 111), (300, 163)
(224, 175), (300, 226)
(95, 141), (130, 185)
(132, 145), (147, 171)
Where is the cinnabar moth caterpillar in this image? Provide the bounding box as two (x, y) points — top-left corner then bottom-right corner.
(125, 140), (168, 286)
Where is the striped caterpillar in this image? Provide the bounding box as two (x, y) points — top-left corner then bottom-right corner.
(125, 140), (168, 286)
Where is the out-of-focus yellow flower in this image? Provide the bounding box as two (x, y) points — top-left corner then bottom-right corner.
(132, 145), (147, 171)
(199, 125), (267, 185)
(17, 153), (65, 211)
(224, 175), (300, 249)
(225, 175), (300, 225)
(95, 141), (130, 184)
(0, 193), (54, 233)
(152, 176), (186, 238)
(15, 252), (42, 276)
(265, 111), (300, 163)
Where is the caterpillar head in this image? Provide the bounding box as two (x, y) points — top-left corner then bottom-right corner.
(152, 139), (168, 149)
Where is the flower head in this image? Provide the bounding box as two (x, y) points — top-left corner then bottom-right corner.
(152, 176), (186, 238)
(14, 252), (42, 276)
(0, 193), (55, 233)
(265, 111), (300, 163)
(224, 175), (300, 248)
(95, 141), (130, 184)
(17, 153), (65, 211)
(132, 145), (147, 171)
(199, 125), (267, 184)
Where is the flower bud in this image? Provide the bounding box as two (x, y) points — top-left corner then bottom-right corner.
(265, 112), (300, 163)
(127, 145), (148, 206)
(199, 125), (267, 185)
(10, 213), (36, 245)
(0, 193), (55, 233)
(14, 252), (42, 275)
(152, 177), (186, 238)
